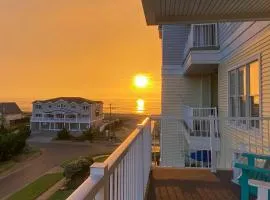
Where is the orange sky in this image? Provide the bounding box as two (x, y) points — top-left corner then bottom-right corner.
(0, 0), (161, 110)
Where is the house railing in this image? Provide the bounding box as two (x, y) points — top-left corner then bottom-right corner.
(183, 105), (218, 134)
(30, 117), (90, 123)
(67, 117), (152, 200)
(66, 116), (270, 199)
(184, 23), (219, 58)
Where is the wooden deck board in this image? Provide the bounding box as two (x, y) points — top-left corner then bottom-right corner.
(147, 168), (242, 200)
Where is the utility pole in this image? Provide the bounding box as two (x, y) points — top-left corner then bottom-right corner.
(103, 104), (119, 141)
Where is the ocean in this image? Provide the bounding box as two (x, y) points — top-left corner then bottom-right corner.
(4, 97), (161, 115)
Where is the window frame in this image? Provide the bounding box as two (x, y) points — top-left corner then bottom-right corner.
(227, 55), (261, 131)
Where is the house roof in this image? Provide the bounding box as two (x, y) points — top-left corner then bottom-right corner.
(0, 102), (22, 115)
(142, 0), (270, 25)
(33, 97), (103, 105)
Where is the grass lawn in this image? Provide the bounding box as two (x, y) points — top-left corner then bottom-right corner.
(8, 173), (63, 200)
(48, 189), (74, 200)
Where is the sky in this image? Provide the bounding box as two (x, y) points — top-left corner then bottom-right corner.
(0, 0), (161, 113)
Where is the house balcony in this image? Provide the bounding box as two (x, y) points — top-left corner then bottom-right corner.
(183, 106), (220, 152)
(67, 116), (270, 200)
(30, 117), (91, 124)
(183, 23), (220, 75)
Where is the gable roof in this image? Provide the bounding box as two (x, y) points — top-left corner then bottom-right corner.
(33, 97), (103, 105)
(0, 102), (22, 115)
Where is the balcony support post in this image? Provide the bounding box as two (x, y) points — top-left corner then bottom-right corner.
(210, 117), (217, 173)
(91, 163), (109, 200)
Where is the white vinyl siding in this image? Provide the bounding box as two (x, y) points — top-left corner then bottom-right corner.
(218, 22), (270, 168)
(218, 22), (243, 47)
(162, 25), (190, 67)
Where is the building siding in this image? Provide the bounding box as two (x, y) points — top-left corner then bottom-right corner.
(218, 22), (243, 47)
(162, 25), (190, 67)
(218, 22), (270, 168)
(161, 21), (270, 168)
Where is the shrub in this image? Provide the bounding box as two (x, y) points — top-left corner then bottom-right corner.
(0, 126), (29, 161)
(82, 127), (100, 142)
(63, 157), (93, 189)
(56, 128), (70, 140)
(0, 125), (7, 135)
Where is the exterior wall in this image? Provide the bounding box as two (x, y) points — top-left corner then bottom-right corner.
(3, 113), (23, 126)
(218, 21), (270, 168)
(218, 22), (243, 47)
(161, 21), (270, 168)
(90, 103), (104, 125)
(162, 24), (190, 67)
(161, 24), (212, 166)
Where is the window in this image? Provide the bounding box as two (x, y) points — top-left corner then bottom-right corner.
(58, 104), (65, 108)
(83, 105), (89, 111)
(228, 60), (260, 129)
(35, 114), (42, 117)
(35, 104), (42, 109)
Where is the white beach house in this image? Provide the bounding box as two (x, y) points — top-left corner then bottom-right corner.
(30, 97), (103, 133)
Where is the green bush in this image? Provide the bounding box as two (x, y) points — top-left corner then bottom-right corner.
(63, 157), (93, 189)
(0, 125), (7, 135)
(56, 128), (71, 140)
(82, 127), (100, 142)
(0, 126), (29, 161)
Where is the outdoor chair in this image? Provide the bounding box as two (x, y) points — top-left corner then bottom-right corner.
(234, 153), (270, 200)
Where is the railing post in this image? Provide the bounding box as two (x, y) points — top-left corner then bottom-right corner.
(191, 25), (194, 47)
(210, 117), (217, 173)
(91, 163), (109, 200)
(215, 23), (218, 46)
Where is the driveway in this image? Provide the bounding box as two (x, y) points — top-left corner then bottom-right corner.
(0, 141), (116, 199)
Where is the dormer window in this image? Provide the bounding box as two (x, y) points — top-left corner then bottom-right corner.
(83, 105), (89, 111)
(58, 104), (65, 108)
(35, 104), (42, 109)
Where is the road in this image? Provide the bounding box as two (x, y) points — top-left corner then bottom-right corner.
(0, 141), (116, 199)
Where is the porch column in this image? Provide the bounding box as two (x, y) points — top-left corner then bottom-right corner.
(78, 123), (81, 131)
(69, 123), (71, 131)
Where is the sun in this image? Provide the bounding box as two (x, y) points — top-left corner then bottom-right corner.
(134, 74), (149, 88)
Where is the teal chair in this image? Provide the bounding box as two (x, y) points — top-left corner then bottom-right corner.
(234, 153), (270, 200)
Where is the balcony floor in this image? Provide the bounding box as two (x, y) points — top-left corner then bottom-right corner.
(147, 168), (246, 200)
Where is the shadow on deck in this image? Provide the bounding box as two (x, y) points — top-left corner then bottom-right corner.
(147, 168), (242, 200)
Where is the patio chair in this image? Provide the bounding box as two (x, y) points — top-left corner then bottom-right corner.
(234, 153), (270, 200)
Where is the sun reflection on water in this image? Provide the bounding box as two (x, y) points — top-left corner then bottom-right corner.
(136, 99), (145, 114)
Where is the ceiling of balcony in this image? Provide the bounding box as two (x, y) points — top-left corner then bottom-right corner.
(142, 0), (270, 25)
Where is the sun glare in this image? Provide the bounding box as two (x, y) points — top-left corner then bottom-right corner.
(134, 75), (149, 88)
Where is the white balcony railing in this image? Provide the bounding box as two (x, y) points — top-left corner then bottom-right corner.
(183, 106), (218, 134)
(66, 116), (270, 199)
(30, 117), (90, 123)
(184, 23), (219, 58)
(67, 117), (152, 200)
